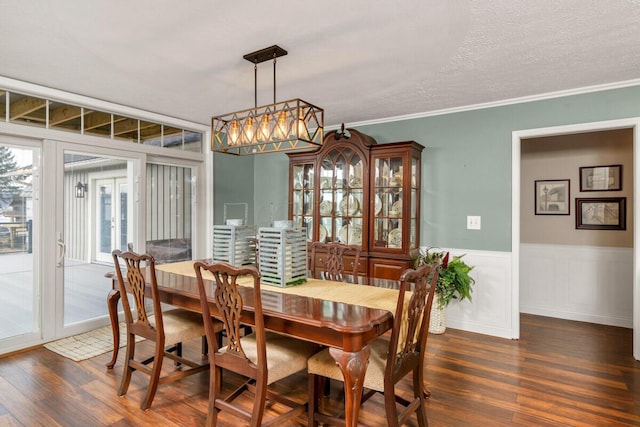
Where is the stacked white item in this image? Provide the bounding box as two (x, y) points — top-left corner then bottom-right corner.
(258, 227), (307, 287)
(212, 225), (257, 267)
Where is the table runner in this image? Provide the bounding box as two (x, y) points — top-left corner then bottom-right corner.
(156, 260), (399, 316)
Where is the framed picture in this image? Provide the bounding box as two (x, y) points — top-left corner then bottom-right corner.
(535, 179), (570, 215)
(576, 197), (626, 230)
(579, 164), (622, 191)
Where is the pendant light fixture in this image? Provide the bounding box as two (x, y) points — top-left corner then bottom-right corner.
(212, 45), (324, 155)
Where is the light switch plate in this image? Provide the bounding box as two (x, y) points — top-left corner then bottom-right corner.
(467, 215), (481, 230)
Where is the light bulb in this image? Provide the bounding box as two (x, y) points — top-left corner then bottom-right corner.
(228, 120), (240, 146)
(243, 117), (255, 144)
(295, 110), (307, 139)
(274, 111), (288, 140)
(258, 114), (271, 142)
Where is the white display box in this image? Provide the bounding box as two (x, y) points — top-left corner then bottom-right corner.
(212, 225), (257, 267)
(258, 227), (307, 287)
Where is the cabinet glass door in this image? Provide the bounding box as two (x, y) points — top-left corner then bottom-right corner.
(292, 163), (314, 241)
(410, 157), (419, 248)
(319, 148), (363, 245)
(373, 156), (404, 249)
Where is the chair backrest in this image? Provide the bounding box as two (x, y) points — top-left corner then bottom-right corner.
(112, 249), (164, 340)
(194, 261), (267, 382)
(386, 262), (440, 383)
(309, 241), (362, 283)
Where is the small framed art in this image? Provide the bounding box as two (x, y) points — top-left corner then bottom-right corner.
(579, 164), (622, 191)
(575, 197), (626, 230)
(535, 179), (570, 215)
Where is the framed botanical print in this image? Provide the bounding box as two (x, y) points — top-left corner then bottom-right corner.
(579, 165), (622, 191)
(535, 179), (570, 215)
(575, 197), (626, 230)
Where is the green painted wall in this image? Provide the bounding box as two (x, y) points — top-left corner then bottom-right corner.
(225, 85), (640, 251)
(253, 152), (290, 227)
(213, 153), (255, 225)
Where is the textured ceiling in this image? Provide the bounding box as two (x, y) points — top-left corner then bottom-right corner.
(1, 1), (640, 128)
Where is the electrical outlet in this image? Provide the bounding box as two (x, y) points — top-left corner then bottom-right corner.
(467, 215), (481, 230)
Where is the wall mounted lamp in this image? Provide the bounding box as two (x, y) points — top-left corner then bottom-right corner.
(75, 182), (88, 198)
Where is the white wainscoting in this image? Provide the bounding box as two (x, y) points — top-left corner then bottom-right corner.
(520, 243), (633, 328)
(436, 248), (513, 339)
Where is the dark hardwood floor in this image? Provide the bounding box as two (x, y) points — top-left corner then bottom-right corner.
(0, 314), (639, 426)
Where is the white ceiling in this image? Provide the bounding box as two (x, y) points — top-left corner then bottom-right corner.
(2, 1), (640, 128)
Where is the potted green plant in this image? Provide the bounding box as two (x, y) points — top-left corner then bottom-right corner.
(413, 248), (475, 333)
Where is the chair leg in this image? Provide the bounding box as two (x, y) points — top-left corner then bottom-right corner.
(308, 374), (320, 427)
(174, 342), (183, 367)
(202, 335), (208, 355)
(250, 376), (268, 426)
(384, 388), (401, 427)
(205, 365), (221, 427)
(118, 333), (136, 397)
(415, 370), (429, 426)
(141, 343), (165, 410)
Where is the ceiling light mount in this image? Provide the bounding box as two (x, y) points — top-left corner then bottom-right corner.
(242, 45), (287, 65)
(212, 45), (324, 155)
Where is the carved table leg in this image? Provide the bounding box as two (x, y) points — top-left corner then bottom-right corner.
(106, 289), (121, 369)
(424, 387), (431, 398)
(329, 346), (371, 427)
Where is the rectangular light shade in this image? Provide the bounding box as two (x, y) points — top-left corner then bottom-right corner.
(212, 98), (323, 155)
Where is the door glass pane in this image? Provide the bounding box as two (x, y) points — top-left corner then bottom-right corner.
(119, 182), (128, 251)
(99, 183), (113, 254)
(64, 153), (130, 326)
(146, 163), (193, 264)
(0, 145), (38, 341)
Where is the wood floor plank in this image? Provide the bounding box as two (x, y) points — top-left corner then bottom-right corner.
(0, 413), (23, 427)
(1, 314), (639, 426)
(0, 376), (63, 427)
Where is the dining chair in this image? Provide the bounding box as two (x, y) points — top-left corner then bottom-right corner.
(309, 241), (362, 283)
(307, 262), (441, 427)
(194, 261), (320, 427)
(309, 241), (363, 397)
(112, 249), (213, 410)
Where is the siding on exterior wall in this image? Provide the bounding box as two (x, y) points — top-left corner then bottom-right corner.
(64, 172), (88, 261)
(146, 163), (192, 241)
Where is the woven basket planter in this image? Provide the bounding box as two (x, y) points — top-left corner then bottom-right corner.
(429, 294), (446, 334)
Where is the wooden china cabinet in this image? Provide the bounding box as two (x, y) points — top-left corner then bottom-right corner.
(287, 128), (424, 280)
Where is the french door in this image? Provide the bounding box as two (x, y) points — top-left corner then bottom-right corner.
(0, 136), (41, 350)
(95, 177), (128, 263)
(0, 137), (202, 354)
(57, 143), (140, 334)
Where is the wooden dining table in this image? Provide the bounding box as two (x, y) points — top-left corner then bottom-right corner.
(106, 260), (397, 427)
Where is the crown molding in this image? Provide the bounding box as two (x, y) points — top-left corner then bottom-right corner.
(336, 78), (640, 130)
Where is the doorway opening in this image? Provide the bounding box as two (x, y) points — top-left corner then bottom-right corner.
(512, 118), (640, 360)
